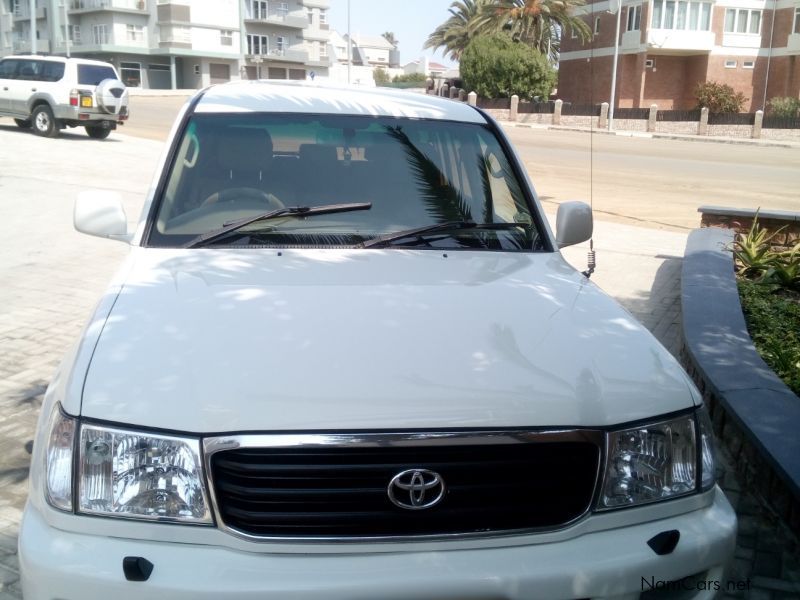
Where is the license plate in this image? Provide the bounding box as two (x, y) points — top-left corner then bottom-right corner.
(81, 97), (93, 108)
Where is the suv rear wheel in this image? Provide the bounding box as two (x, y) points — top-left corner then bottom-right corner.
(31, 105), (59, 138)
(14, 118), (31, 128)
(85, 125), (111, 140)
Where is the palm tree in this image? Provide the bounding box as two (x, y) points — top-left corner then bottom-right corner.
(484, 0), (591, 61)
(424, 0), (494, 61)
(382, 32), (399, 48)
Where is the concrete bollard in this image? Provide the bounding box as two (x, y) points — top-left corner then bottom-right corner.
(458, 89), (466, 102)
(553, 99), (562, 125)
(698, 107), (709, 135)
(647, 104), (657, 133)
(467, 91), (477, 106)
(440, 84), (449, 98)
(510, 94), (519, 122)
(752, 109), (763, 139)
(449, 86), (458, 99)
(598, 102), (609, 129)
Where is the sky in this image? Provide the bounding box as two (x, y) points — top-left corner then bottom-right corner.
(328, 0), (459, 68)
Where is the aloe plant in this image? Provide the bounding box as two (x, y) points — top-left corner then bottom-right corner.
(732, 214), (786, 278)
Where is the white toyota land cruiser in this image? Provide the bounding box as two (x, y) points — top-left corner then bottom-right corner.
(0, 55), (128, 139)
(19, 81), (736, 599)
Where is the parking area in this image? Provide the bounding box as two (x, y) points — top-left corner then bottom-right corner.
(0, 118), (798, 599)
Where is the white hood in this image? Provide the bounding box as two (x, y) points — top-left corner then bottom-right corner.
(80, 249), (695, 433)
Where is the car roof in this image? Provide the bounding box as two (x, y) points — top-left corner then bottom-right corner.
(4, 55), (114, 68)
(195, 80), (487, 124)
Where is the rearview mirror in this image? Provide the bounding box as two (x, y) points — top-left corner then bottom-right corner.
(556, 201), (593, 248)
(74, 191), (131, 243)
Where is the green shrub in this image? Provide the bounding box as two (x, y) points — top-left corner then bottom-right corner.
(373, 68), (391, 85)
(767, 97), (800, 118)
(392, 72), (427, 83)
(460, 34), (556, 101)
(734, 214), (800, 291)
(694, 81), (747, 113)
(738, 280), (800, 396)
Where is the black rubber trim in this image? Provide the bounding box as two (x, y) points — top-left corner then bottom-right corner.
(647, 530), (680, 555)
(122, 556), (154, 582)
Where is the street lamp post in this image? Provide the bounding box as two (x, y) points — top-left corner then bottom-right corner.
(608, 0), (623, 130)
(253, 55), (263, 79)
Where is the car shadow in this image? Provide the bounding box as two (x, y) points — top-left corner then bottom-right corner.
(0, 121), (122, 142)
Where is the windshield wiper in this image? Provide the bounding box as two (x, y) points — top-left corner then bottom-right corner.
(183, 203), (372, 249)
(359, 221), (528, 249)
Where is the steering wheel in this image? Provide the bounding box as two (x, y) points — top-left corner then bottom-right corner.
(201, 187), (285, 209)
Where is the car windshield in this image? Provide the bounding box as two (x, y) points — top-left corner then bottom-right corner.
(147, 113), (546, 251)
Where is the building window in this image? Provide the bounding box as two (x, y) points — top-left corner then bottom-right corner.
(795, 8), (800, 34)
(126, 24), (144, 42)
(307, 9), (313, 24)
(251, 0), (267, 19)
(645, 58), (655, 68)
(652, 0), (711, 30)
(247, 34), (268, 55)
(277, 2), (289, 16)
(220, 30), (233, 46)
(275, 36), (285, 54)
(69, 24), (81, 43)
(193, 64), (200, 75)
(319, 41), (327, 57)
(594, 17), (600, 34)
(724, 59), (737, 68)
(319, 10), (327, 24)
(724, 9), (761, 34)
(626, 5), (641, 31)
(92, 24), (108, 45)
(742, 60), (754, 69)
(120, 61), (141, 87)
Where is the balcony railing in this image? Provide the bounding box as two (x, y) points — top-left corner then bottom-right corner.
(248, 48), (309, 63)
(12, 39), (51, 53)
(12, 5), (46, 20)
(302, 0), (329, 8)
(70, 0), (148, 12)
(245, 10), (307, 29)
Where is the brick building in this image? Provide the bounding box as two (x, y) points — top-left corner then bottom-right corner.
(558, 0), (800, 111)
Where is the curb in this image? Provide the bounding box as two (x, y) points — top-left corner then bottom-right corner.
(499, 121), (800, 149)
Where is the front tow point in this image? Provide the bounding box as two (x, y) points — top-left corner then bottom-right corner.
(123, 556), (154, 582)
(647, 530), (681, 555)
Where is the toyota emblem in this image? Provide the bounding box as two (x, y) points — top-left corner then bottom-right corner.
(387, 469), (446, 510)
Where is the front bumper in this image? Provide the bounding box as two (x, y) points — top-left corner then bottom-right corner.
(19, 488), (736, 600)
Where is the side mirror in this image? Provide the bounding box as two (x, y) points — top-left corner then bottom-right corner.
(556, 201), (593, 248)
(74, 191), (131, 243)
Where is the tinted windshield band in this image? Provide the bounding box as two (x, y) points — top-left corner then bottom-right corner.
(146, 113), (545, 252)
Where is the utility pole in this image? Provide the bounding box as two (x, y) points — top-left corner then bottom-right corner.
(29, 0), (36, 54)
(63, 1), (70, 58)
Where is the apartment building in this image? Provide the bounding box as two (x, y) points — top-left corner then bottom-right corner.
(558, 0), (800, 110)
(0, 0), (331, 88)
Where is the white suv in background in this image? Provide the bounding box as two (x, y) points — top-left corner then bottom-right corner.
(0, 55), (128, 139)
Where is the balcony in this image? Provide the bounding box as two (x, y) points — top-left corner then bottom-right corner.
(722, 32), (762, 49)
(788, 33), (800, 55)
(620, 30), (643, 52)
(245, 10), (307, 29)
(69, 0), (149, 14)
(248, 48), (309, 64)
(303, 29), (329, 42)
(13, 5), (46, 21)
(12, 39), (50, 53)
(302, 0), (329, 7)
(646, 29), (714, 54)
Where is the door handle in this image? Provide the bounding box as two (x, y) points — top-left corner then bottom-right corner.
(31, 88), (37, 92)
(2, 87), (7, 91)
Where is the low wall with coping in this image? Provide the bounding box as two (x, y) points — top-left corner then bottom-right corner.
(681, 227), (800, 535)
(699, 205), (800, 248)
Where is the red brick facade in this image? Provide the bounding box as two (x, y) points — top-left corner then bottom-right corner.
(558, 1), (800, 111)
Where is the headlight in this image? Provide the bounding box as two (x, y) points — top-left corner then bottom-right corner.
(44, 403), (77, 512)
(78, 424), (211, 524)
(600, 410), (714, 509)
